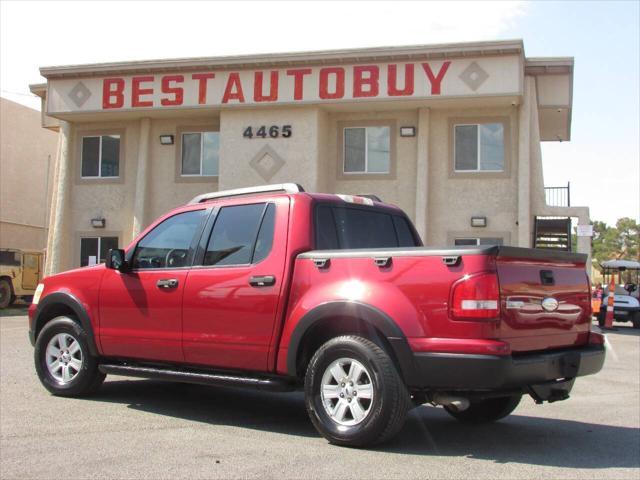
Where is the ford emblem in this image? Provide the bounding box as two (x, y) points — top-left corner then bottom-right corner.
(541, 297), (559, 312)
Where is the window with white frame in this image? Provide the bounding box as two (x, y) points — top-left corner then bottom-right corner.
(181, 132), (219, 176)
(454, 123), (504, 172)
(80, 236), (118, 267)
(454, 237), (503, 246)
(81, 135), (120, 178)
(343, 126), (390, 174)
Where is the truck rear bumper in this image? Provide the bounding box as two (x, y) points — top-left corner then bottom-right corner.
(409, 344), (605, 390)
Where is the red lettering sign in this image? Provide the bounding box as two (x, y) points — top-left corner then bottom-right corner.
(191, 73), (215, 104)
(319, 67), (345, 100)
(254, 71), (279, 102)
(286, 68), (312, 100)
(160, 75), (184, 106)
(131, 76), (154, 108)
(222, 73), (245, 104)
(353, 65), (379, 98)
(102, 78), (125, 109)
(421, 61), (451, 95)
(388, 64), (414, 96)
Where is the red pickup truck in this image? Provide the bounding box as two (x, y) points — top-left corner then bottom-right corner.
(29, 184), (605, 447)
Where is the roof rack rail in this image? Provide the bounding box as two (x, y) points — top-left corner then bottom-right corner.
(187, 183), (305, 205)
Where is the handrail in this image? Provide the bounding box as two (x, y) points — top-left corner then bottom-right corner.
(544, 182), (571, 207)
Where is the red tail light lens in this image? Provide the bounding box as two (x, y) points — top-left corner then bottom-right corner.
(450, 272), (500, 320)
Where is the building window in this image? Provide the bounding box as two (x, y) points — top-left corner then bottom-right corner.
(81, 135), (120, 178)
(343, 126), (390, 174)
(80, 236), (119, 267)
(181, 132), (219, 176)
(454, 237), (503, 246)
(454, 123), (504, 172)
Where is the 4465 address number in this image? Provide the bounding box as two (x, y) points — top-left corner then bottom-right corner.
(243, 125), (292, 139)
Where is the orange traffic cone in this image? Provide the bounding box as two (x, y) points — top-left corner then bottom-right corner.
(604, 277), (615, 329)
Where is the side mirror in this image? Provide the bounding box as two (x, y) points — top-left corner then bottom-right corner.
(106, 249), (129, 272)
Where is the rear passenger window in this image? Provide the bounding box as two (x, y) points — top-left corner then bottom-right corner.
(393, 216), (416, 247)
(204, 203), (274, 266)
(315, 205), (418, 250)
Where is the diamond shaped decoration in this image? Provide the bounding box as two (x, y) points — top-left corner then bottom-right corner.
(68, 82), (92, 108)
(459, 62), (489, 91)
(249, 145), (286, 181)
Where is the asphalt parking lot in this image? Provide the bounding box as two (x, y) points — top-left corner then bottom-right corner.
(1, 307), (638, 479)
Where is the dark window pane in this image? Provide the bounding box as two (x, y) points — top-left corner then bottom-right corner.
(182, 133), (201, 175)
(81, 137), (100, 177)
(367, 126), (390, 173)
(202, 132), (219, 175)
(479, 123), (504, 171)
(454, 238), (479, 246)
(133, 210), (206, 269)
(344, 128), (366, 172)
(0, 251), (21, 266)
(204, 204), (265, 266)
(455, 125), (478, 171)
(479, 237), (503, 246)
(80, 238), (99, 267)
(100, 135), (120, 177)
(253, 204), (275, 263)
(99, 237), (119, 263)
(316, 206), (339, 250)
(333, 208), (396, 249)
(393, 216), (417, 247)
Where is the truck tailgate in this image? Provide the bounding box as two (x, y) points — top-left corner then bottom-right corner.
(495, 248), (591, 352)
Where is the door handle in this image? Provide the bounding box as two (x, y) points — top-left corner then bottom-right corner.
(157, 278), (179, 289)
(249, 275), (276, 287)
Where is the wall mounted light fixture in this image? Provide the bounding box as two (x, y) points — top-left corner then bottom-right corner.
(159, 135), (175, 145)
(399, 126), (416, 137)
(91, 217), (106, 228)
(471, 216), (487, 228)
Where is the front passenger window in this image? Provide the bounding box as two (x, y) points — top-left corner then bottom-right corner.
(132, 210), (206, 269)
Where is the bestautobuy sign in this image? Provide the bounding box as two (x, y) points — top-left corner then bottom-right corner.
(46, 56), (521, 114)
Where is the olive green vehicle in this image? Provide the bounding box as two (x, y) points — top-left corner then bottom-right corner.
(0, 249), (43, 308)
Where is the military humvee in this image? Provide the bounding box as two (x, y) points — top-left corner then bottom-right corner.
(0, 249), (43, 308)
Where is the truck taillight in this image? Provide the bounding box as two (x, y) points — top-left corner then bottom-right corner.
(450, 272), (500, 320)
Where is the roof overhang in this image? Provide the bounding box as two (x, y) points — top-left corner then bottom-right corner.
(526, 57), (574, 142)
(39, 39), (524, 79)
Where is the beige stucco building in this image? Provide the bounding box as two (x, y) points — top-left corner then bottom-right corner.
(0, 97), (58, 252)
(29, 39), (591, 275)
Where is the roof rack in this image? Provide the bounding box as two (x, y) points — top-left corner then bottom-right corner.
(187, 183), (305, 205)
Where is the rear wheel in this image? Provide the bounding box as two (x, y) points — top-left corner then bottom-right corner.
(304, 335), (410, 447)
(445, 394), (522, 423)
(0, 279), (13, 309)
(34, 316), (105, 396)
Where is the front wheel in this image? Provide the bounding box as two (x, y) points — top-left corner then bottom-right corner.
(34, 316), (105, 396)
(445, 394), (522, 423)
(304, 335), (410, 447)
(632, 313), (640, 329)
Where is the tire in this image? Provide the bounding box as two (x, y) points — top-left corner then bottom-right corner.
(0, 279), (13, 309)
(597, 308), (606, 327)
(34, 316), (105, 396)
(445, 394), (522, 423)
(632, 313), (640, 329)
(304, 335), (410, 447)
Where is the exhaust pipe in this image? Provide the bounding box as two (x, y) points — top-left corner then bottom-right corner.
(431, 393), (470, 412)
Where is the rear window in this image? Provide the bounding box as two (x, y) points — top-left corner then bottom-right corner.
(315, 205), (418, 250)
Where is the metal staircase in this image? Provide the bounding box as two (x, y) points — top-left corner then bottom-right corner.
(533, 216), (572, 251)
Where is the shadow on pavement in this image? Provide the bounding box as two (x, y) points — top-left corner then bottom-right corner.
(88, 378), (639, 469)
(604, 324), (640, 337)
(0, 304), (29, 317)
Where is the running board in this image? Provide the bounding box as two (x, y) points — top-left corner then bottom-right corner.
(98, 363), (295, 392)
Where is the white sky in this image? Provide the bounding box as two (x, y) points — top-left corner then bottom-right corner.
(1, 0), (638, 225)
